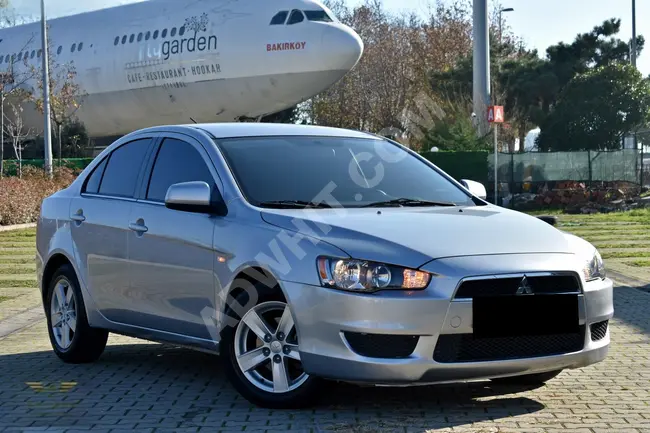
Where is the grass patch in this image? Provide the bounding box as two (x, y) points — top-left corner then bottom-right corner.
(627, 260), (650, 267)
(577, 234), (650, 242)
(0, 250), (34, 256)
(0, 229), (36, 238)
(564, 224), (649, 231)
(0, 257), (35, 264)
(0, 296), (13, 303)
(0, 266), (35, 275)
(0, 278), (37, 288)
(0, 242), (35, 248)
(594, 243), (650, 249)
(601, 251), (650, 259)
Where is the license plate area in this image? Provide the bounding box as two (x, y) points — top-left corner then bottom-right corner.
(473, 294), (579, 338)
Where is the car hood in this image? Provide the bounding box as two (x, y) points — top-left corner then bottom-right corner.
(260, 205), (574, 269)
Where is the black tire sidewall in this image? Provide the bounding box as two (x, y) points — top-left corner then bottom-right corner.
(45, 263), (106, 362)
(220, 290), (321, 408)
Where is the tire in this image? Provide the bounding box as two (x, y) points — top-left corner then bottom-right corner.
(220, 286), (322, 408)
(45, 263), (109, 363)
(491, 369), (562, 385)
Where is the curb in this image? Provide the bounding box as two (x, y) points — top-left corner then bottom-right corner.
(609, 270), (650, 294)
(0, 223), (37, 232)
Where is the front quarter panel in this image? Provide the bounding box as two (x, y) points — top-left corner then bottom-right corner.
(211, 201), (350, 331)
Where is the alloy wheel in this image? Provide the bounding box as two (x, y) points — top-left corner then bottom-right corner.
(50, 277), (77, 350)
(234, 301), (308, 393)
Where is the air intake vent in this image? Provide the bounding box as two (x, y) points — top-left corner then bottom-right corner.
(433, 327), (585, 363)
(343, 332), (418, 359)
(590, 320), (608, 341)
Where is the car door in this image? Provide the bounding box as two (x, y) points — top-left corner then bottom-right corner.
(126, 134), (219, 339)
(70, 137), (155, 323)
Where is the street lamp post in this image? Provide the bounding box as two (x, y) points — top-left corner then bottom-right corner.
(499, 7), (514, 46)
(632, 0), (637, 68)
(40, 0), (53, 176)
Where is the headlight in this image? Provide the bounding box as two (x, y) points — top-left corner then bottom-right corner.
(583, 249), (606, 281)
(317, 257), (431, 293)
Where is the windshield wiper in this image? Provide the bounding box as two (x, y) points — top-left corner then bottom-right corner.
(258, 200), (333, 209)
(361, 198), (457, 208)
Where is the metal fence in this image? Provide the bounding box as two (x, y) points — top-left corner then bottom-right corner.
(487, 149), (645, 189)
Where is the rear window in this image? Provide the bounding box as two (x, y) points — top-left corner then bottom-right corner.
(98, 138), (151, 198)
(83, 158), (107, 194)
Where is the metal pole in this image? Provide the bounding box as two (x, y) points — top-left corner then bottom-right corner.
(58, 124), (61, 167)
(472, 0), (490, 137)
(499, 11), (502, 46)
(494, 124), (498, 205)
(40, 0), (53, 176)
(632, 0), (638, 151)
(632, 0), (637, 68)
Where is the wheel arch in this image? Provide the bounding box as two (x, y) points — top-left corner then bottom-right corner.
(41, 251), (77, 303)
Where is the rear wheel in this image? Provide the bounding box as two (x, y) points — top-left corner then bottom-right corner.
(221, 289), (321, 408)
(45, 264), (108, 363)
(492, 370), (562, 385)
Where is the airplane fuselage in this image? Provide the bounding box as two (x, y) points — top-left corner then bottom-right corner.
(0, 0), (362, 137)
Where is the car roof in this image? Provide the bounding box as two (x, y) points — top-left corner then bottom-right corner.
(132, 123), (380, 140)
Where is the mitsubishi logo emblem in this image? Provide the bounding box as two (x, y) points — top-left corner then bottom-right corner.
(516, 276), (534, 295)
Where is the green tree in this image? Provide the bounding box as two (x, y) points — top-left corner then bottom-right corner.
(433, 18), (644, 151)
(536, 64), (650, 151)
(59, 119), (91, 158)
(422, 100), (491, 151)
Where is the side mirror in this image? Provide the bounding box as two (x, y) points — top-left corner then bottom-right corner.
(165, 181), (227, 215)
(460, 179), (487, 200)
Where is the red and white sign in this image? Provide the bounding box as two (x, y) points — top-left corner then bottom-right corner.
(487, 105), (504, 123)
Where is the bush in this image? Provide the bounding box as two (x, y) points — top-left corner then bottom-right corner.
(0, 166), (77, 226)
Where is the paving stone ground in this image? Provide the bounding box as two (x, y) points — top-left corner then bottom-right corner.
(0, 285), (648, 432)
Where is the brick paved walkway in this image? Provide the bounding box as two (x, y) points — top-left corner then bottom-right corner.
(0, 284), (648, 432)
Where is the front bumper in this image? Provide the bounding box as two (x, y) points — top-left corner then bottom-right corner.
(281, 253), (613, 384)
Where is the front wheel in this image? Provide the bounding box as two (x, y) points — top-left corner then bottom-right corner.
(220, 291), (321, 408)
(491, 370), (562, 385)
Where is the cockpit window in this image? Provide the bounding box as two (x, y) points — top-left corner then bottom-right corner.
(287, 9), (304, 25)
(270, 11), (288, 25)
(303, 10), (333, 22)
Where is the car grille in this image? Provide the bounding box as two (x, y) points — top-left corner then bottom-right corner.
(433, 326), (586, 363)
(454, 274), (581, 299)
(590, 320), (608, 341)
(343, 332), (419, 359)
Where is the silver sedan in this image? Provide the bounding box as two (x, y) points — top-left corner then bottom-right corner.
(36, 123), (613, 408)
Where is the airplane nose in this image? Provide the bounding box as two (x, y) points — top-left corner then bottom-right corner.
(322, 25), (364, 71)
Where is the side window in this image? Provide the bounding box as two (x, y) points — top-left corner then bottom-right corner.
(98, 139), (151, 198)
(287, 9), (304, 25)
(270, 11), (288, 25)
(83, 157), (108, 194)
(146, 138), (214, 202)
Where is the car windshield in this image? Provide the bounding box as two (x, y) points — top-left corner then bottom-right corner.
(216, 136), (477, 208)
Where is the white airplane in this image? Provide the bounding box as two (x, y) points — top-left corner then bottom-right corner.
(0, 0), (363, 139)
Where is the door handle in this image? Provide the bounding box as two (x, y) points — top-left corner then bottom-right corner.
(71, 210), (85, 223)
(128, 220), (148, 233)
